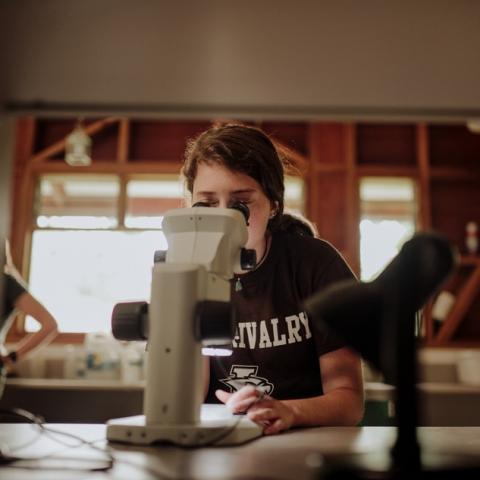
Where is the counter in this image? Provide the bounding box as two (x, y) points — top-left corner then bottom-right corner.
(2, 379), (480, 425)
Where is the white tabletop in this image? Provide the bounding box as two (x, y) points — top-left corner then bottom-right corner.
(1, 424), (480, 480)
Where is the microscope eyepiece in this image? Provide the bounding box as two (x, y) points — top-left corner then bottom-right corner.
(229, 201), (250, 225)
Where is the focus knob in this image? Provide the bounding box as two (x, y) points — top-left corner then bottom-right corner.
(111, 301), (149, 341)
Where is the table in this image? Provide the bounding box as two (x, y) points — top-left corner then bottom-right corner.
(1, 424), (480, 480)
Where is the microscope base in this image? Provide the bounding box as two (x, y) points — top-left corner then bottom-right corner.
(106, 404), (263, 446)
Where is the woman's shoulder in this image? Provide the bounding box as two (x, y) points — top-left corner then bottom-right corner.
(277, 232), (342, 260)
(275, 232), (356, 282)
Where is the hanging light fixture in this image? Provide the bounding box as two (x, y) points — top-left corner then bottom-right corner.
(65, 119), (92, 166)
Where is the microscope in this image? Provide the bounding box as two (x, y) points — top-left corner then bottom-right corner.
(106, 203), (263, 446)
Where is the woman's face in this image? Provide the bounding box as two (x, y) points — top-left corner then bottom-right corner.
(191, 162), (274, 253)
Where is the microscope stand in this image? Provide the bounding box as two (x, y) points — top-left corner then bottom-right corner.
(106, 404), (263, 446)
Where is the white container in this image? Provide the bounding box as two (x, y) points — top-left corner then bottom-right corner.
(85, 332), (121, 380)
(457, 351), (480, 385)
(432, 291), (455, 322)
(120, 342), (144, 382)
(63, 344), (86, 379)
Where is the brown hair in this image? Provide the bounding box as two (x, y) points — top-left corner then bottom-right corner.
(182, 123), (287, 231)
(274, 212), (318, 237)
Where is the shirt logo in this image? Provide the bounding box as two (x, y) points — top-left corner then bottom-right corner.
(232, 311), (312, 349)
(220, 365), (274, 395)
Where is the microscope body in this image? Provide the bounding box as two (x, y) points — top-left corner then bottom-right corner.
(146, 207), (243, 426)
(107, 206), (262, 446)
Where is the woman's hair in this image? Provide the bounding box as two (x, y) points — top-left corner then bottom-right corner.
(183, 123), (309, 234)
(275, 212), (318, 237)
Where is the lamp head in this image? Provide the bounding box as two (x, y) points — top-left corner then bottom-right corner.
(304, 232), (456, 378)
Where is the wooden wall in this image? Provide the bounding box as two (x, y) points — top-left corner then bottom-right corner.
(8, 117), (480, 346)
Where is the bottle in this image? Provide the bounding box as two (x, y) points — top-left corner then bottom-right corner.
(465, 221), (478, 255)
(431, 291), (456, 334)
(63, 344), (86, 379)
(63, 345), (76, 379)
(84, 332), (121, 380)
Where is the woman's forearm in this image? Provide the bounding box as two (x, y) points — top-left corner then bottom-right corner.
(15, 327), (57, 360)
(283, 387), (364, 427)
(13, 292), (58, 361)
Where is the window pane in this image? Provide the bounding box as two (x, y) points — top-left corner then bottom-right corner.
(27, 230), (167, 333)
(285, 175), (306, 215)
(125, 177), (184, 228)
(359, 177), (417, 281)
(36, 175), (120, 229)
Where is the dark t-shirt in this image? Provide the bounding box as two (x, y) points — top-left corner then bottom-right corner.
(206, 232), (356, 403)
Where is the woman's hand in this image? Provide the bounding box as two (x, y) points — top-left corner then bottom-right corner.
(0, 354), (14, 373)
(215, 386), (296, 435)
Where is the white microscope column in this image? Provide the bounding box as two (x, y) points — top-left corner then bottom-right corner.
(145, 263), (205, 425)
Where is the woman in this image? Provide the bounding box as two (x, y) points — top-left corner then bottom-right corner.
(182, 124), (364, 435)
(1, 241), (58, 376)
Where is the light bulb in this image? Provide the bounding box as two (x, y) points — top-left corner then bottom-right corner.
(466, 119), (480, 134)
(65, 122), (92, 166)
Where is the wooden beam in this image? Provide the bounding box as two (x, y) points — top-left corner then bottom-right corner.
(313, 164), (347, 173)
(433, 264), (480, 343)
(30, 160), (183, 175)
(31, 117), (120, 164)
(117, 175), (128, 228)
(117, 118), (130, 164)
(308, 122), (357, 265)
(417, 123), (431, 230)
(345, 123), (360, 275)
(10, 117), (36, 267)
(356, 165), (419, 177)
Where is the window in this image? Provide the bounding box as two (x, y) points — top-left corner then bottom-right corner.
(126, 178), (185, 228)
(28, 174), (305, 333)
(284, 175), (306, 216)
(359, 177), (417, 281)
(28, 175), (182, 333)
